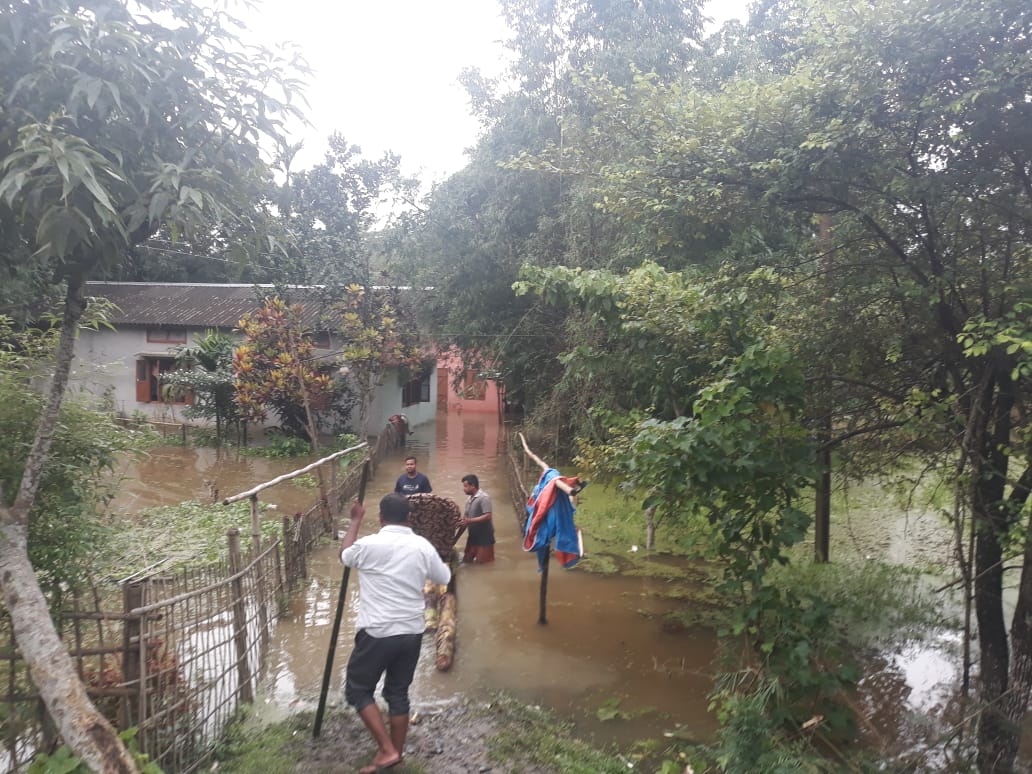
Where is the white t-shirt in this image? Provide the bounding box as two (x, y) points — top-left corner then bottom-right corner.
(341, 524), (451, 638)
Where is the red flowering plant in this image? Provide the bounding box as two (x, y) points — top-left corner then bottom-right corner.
(233, 297), (332, 443)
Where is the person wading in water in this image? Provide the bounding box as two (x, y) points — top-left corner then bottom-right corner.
(394, 455), (432, 495)
(460, 473), (495, 564)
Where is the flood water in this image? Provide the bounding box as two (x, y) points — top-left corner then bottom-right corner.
(255, 411), (720, 749)
(107, 410), (990, 761)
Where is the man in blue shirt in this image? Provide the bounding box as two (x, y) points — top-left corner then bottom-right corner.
(394, 456), (432, 495)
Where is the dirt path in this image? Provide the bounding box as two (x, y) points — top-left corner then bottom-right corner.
(234, 695), (622, 774)
(301, 701), (510, 774)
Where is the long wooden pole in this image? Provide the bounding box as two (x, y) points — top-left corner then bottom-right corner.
(221, 443), (367, 504)
(538, 546), (551, 625)
(313, 458), (370, 738)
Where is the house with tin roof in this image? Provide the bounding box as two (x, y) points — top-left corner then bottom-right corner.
(70, 282), (437, 432)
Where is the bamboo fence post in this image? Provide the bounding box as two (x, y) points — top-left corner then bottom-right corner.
(249, 494), (261, 556)
(282, 515), (293, 586)
(273, 542), (284, 607)
(138, 584), (150, 741)
(256, 548), (270, 655)
(122, 582), (144, 728)
(227, 529), (253, 703)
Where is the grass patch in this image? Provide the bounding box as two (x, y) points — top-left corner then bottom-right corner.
(213, 710), (308, 774)
(572, 480), (698, 575)
(488, 698), (631, 773)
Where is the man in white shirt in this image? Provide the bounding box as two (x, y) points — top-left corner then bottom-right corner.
(340, 493), (451, 773)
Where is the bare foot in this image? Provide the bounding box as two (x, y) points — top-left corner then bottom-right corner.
(358, 753), (402, 773)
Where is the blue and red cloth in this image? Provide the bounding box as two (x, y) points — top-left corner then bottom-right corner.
(523, 468), (583, 570)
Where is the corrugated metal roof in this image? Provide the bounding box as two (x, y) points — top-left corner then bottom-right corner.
(85, 282), (336, 330)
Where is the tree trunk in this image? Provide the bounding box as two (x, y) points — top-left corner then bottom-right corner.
(0, 275), (137, 772)
(644, 505), (656, 551)
(1004, 465), (1032, 766)
(974, 520), (1011, 772)
(970, 364), (1020, 773)
(0, 523), (136, 772)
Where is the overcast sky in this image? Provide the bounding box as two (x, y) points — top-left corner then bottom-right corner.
(244, 0), (750, 182)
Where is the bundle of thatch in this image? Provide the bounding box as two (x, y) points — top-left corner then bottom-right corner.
(406, 493), (463, 561)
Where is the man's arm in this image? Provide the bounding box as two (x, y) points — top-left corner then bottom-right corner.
(422, 475), (433, 493)
(428, 549), (451, 585)
(339, 500), (366, 562)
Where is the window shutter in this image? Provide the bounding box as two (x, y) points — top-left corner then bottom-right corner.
(136, 359), (151, 403)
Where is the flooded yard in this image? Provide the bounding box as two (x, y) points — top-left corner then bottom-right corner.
(105, 410), (1004, 762)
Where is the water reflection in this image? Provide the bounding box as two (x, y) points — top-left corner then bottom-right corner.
(107, 445), (319, 516)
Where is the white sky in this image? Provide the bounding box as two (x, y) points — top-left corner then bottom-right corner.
(244, 0), (750, 182)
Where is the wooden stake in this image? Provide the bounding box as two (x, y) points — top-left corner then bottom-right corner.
(538, 546), (551, 625)
(313, 458), (370, 738)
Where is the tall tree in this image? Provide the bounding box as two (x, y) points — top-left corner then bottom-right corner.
(0, 0), (304, 768)
(332, 283), (427, 435)
(276, 135), (417, 286)
(549, 0), (1032, 767)
(386, 0), (706, 423)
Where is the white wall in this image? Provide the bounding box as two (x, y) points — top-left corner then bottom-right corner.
(71, 326), (370, 430)
(364, 366), (437, 435)
(71, 327), (197, 422)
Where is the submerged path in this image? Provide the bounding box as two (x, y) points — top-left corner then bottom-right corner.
(258, 409), (718, 749)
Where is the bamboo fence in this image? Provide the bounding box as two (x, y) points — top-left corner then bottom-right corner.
(0, 419), (407, 773)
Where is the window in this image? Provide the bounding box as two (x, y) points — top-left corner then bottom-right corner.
(135, 357), (192, 404)
(146, 328), (187, 344)
(402, 372), (431, 408)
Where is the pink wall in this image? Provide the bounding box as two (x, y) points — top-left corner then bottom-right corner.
(436, 349), (504, 416)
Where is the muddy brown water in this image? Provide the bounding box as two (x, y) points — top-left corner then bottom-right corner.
(108, 411), (976, 759)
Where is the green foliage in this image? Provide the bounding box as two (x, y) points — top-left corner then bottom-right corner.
(291, 473), (318, 490)
(960, 301), (1032, 384)
(705, 683), (840, 774)
(488, 700), (630, 774)
(0, 321), (148, 596)
(29, 728), (163, 774)
(519, 258), (862, 734)
(241, 431), (314, 459)
(594, 696), (651, 723)
(769, 559), (941, 648)
(273, 135), (419, 286)
(213, 709), (307, 774)
(97, 500), (281, 578)
(0, 0), (306, 280)
(333, 283), (427, 433)
(163, 330), (241, 442)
